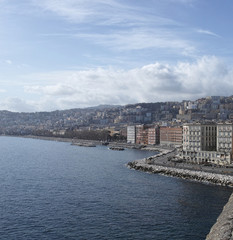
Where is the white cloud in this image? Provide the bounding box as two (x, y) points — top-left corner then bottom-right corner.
(0, 97), (36, 112)
(33, 0), (197, 57)
(5, 59), (12, 64)
(75, 28), (195, 55)
(25, 84), (77, 96)
(5, 55), (229, 112)
(32, 0), (134, 24)
(24, 0), (200, 59)
(32, 0), (184, 27)
(197, 29), (220, 38)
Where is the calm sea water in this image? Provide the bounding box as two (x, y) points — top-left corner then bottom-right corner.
(0, 136), (232, 240)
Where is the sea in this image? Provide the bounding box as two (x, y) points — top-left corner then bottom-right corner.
(0, 136), (232, 240)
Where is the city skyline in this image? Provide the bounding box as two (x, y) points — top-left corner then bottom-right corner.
(0, 0), (233, 112)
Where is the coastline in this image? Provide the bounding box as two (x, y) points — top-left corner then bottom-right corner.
(127, 159), (233, 187)
(6, 135), (233, 183)
(8, 135), (233, 179)
(11, 135), (164, 151)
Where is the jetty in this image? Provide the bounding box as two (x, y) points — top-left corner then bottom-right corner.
(71, 142), (96, 147)
(109, 146), (124, 151)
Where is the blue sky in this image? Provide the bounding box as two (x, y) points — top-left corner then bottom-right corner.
(0, 0), (233, 112)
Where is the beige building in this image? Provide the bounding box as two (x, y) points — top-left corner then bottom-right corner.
(217, 123), (233, 152)
(182, 122), (233, 165)
(216, 123), (233, 164)
(183, 123), (201, 152)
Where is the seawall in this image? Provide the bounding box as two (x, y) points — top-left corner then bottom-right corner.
(127, 159), (233, 187)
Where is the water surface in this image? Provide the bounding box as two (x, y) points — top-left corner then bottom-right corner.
(0, 137), (231, 239)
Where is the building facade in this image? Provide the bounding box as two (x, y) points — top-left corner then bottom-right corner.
(182, 122), (233, 165)
(160, 126), (183, 147)
(136, 125), (149, 145)
(127, 126), (136, 144)
(127, 124), (160, 145)
(148, 126), (160, 145)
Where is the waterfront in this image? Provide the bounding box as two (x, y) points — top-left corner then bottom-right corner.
(0, 136), (232, 239)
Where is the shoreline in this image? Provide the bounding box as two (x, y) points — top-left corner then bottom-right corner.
(5, 134), (233, 181)
(127, 159), (233, 187)
(6, 135), (165, 151)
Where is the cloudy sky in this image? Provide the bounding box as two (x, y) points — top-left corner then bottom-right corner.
(0, 0), (233, 112)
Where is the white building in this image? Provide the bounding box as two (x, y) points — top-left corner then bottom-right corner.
(183, 123), (201, 152)
(187, 101), (198, 110)
(127, 126), (136, 144)
(216, 123), (233, 164)
(182, 122), (233, 165)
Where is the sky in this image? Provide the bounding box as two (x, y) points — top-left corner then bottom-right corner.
(0, 0), (233, 112)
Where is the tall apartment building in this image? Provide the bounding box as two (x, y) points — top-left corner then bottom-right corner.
(127, 124), (160, 145)
(217, 123), (233, 159)
(201, 124), (217, 151)
(148, 126), (160, 145)
(183, 123), (201, 152)
(127, 126), (136, 144)
(160, 126), (183, 147)
(183, 123), (217, 151)
(136, 125), (149, 145)
(182, 122), (233, 165)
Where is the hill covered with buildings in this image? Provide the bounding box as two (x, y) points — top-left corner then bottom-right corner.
(0, 96), (233, 138)
(1, 95), (233, 139)
(0, 96), (233, 135)
(2, 95), (233, 166)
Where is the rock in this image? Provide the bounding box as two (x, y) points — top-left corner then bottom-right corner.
(127, 160), (233, 187)
(206, 193), (233, 240)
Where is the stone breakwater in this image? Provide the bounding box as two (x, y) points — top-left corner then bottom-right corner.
(127, 159), (233, 187)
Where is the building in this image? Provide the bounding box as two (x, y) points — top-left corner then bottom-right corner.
(183, 123), (202, 152)
(148, 126), (160, 145)
(216, 123), (233, 163)
(182, 122), (233, 165)
(136, 125), (149, 145)
(160, 126), (182, 147)
(201, 123), (217, 151)
(127, 124), (160, 145)
(182, 123), (216, 164)
(127, 126), (136, 144)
